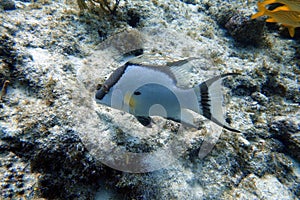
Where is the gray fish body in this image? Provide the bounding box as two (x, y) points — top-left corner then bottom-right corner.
(96, 60), (240, 132)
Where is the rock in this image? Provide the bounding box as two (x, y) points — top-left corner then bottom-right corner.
(0, 0), (299, 199)
(0, 151), (37, 199)
(126, 8), (141, 28)
(270, 117), (300, 161)
(251, 92), (268, 105)
(225, 14), (265, 46)
(0, 33), (16, 66)
(223, 174), (297, 200)
(0, 0), (16, 10)
(180, 0), (199, 5)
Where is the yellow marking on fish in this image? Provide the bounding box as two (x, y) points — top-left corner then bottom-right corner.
(124, 92), (136, 108)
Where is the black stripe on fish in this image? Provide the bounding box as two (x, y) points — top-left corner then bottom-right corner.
(199, 73), (241, 133)
(96, 63), (129, 100)
(199, 84), (211, 119)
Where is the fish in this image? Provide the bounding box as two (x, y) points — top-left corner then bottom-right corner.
(251, 1), (300, 37)
(95, 57), (240, 133)
(257, 0), (300, 12)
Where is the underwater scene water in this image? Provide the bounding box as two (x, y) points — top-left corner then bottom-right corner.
(0, 0), (299, 199)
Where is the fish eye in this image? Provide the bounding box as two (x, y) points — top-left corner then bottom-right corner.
(96, 84), (102, 90)
(134, 91), (141, 95)
(102, 85), (109, 93)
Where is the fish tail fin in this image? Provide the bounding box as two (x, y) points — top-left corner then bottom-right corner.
(195, 73), (241, 133)
(251, 1), (267, 19)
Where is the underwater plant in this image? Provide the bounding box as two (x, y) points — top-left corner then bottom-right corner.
(0, 80), (9, 101)
(251, 0), (300, 37)
(76, 0), (121, 14)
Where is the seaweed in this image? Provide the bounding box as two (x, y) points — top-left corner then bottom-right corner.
(0, 80), (9, 101)
(77, 0), (121, 15)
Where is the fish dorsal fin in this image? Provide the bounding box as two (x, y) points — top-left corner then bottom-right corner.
(123, 54), (177, 83)
(126, 53), (170, 66)
(115, 49), (144, 65)
(167, 57), (199, 88)
(124, 54), (200, 88)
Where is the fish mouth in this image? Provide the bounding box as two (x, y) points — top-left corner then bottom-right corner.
(95, 88), (107, 101)
(95, 98), (102, 104)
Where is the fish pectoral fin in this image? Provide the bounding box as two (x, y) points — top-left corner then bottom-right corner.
(135, 116), (152, 127)
(168, 57), (199, 88)
(287, 26), (295, 37)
